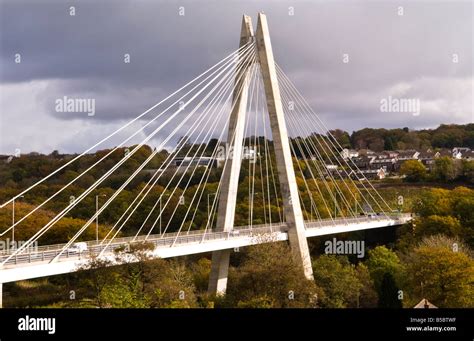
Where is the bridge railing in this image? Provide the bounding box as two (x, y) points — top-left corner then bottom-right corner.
(0, 222), (283, 256)
(304, 213), (412, 229)
(0, 214), (411, 267)
(0, 223), (288, 267)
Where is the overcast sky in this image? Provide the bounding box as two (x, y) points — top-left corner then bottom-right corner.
(0, 0), (472, 154)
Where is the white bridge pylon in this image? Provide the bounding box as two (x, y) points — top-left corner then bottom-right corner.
(209, 13), (313, 295)
(0, 13), (408, 305)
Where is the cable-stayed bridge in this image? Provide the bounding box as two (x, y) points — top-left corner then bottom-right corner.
(0, 214), (411, 283)
(0, 13), (411, 305)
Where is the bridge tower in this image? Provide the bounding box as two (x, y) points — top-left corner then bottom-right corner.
(208, 13), (314, 295)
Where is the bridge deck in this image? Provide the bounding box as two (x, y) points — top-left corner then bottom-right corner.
(0, 214), (412, 283)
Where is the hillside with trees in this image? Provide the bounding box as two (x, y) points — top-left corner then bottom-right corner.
(1, 131), (473, 309)
(333, 124), (474, 151)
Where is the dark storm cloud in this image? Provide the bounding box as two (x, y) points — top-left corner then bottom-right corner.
(0, 0), (472, 153)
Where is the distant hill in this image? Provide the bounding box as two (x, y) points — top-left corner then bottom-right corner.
(329, 124), (474, 152)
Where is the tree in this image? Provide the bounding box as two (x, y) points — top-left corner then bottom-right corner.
(400, 132), (422, 150)
(236, 296), (274, 308)
(149, 259), (197, 308)
(432, 126), (465, 148)
(399, 160), (426, 182)
(415, 215), (461, 239)
(103, 242), (156, 307)
(378, 273), (402, 308)
(461, 160), (474, 184)
(450, 188), (474, 247)
(100, 242), (198, 308)
(417, 234), (471, 253)
(432, 156), (457, 181)
(225, 241), (321, 308)
(414, 188), (452, 217)
(77, 257), (115, 308)
(355, 263), (378, 308)
(365, 246), (403, 292)
(329, 129), (352, 149)
(312, 255), (362, 308)
(384, 136), (395, 151)
(205, 138), (219, 156)
(0, 202), (110, 245)
(100, 277), (150, 308)
(403, 236), (474, 307)
(12, 169), (25, 182)
(190, 258), (211, 293)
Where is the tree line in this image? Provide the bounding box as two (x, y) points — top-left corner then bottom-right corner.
(331, 123), (474, 151)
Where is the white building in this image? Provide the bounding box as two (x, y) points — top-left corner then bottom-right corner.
(341, 148), (359, 160)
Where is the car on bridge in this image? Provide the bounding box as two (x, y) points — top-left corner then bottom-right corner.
(67, 242), (88, 254)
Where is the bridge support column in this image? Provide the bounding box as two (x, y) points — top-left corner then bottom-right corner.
(0, 283), (3, 308)
(208, 13), (314, 295)
(255, 13), (313, 280)
(208, 15), (254, 295)
(208, 250), (231, 294)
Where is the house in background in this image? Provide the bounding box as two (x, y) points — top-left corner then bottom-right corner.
(356, 167), (387, 180)
(413, 298), (437, 309)
(341, 148), (359, 160)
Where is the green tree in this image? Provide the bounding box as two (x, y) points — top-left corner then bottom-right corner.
(100, 242), (197, 308)
(77, 257), (115, 308)
(413, 188), (452, 217)
(378, 273), (402, 308)
(355, 263), (378, 308)
(399, 160), (426, 182)
(329, 129), (352, 149)
(461, 160), (474, 184)
(12, 169), (26, 182)
(384, 136), (395, 151)
(403, 236), (474, 307)
(149, 259), (197, 308)
(432, 126), (465, 148)
(415, 215), (461, 239)
(312, 255), (362, 308)
(432, 156), (457, 181)
(190, 258), (211, 293)
(101, 275), (150, 308)
(225, 241), (321, 308)
(0, 202), (110, 245)
(450, 188), (474, 247)
(365, 246), (403, 292)
(236, 296), (274, 308)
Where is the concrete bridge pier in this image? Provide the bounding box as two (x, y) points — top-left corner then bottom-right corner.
(255, 13), (313, 280)
(207, 15), (254, 296)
